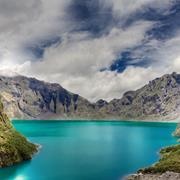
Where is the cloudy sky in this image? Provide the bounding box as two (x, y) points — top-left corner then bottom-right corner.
(0, 0), (180, 102)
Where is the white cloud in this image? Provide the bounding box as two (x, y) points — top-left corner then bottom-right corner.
(0, 0), (179, 102)
(58, 67), (160, 102)
(17, 20), (154, 101)
(104, 0), (173, 20)
(27, 20), (152, 75)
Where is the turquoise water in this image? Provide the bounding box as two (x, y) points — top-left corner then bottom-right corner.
(0, 121), (178, 180)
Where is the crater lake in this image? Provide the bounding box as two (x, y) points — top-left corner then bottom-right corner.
(0, 120), (178, 180)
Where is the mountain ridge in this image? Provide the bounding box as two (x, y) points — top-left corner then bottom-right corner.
(0, 72), (180, 121)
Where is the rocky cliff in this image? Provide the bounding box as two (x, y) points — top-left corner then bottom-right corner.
(98, 72), (180, 120)
(0, 98), (37, 167)
(1, 72), (180, 120)
(0, 75), (96, 119)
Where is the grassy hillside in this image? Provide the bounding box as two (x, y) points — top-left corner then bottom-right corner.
(0, 99), (37, 167)
(139, 144), (180, 174)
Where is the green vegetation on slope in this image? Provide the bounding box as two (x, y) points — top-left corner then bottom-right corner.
(139, 144), (180, 174)
(0, 99), (37, 167)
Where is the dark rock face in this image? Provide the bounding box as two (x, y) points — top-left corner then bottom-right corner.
(95, 99), (108, 109)
(1, 72), (180, 120)
(0, 76), (96, 119)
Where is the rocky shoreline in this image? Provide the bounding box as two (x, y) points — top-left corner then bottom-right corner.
(173, 126), (180, 137)
(126, 171), (180, 180)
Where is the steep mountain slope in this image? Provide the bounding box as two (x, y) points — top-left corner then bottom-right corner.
(0, 98), (37, 167)
(1, 72), (180, 120)
(98, 72), (180, 120)
(0, 75), (96, 119)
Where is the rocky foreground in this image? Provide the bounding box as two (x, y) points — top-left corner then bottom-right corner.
(1, 72), (180, 120)
(0, 99), (37, 167)
(126, 171), (180, 180)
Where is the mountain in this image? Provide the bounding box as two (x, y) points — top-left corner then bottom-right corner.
(0, 98), (37, 167)
(1, 72), (180, 120)
(0, 75), (96, 119)
(98, 72), (180, 120)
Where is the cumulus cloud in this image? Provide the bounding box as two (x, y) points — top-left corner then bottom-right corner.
(0, 0), (179, 101)
(57, 67), (160, 102)
(27, 20), (153, 76)
(19, 20), (155, 101)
